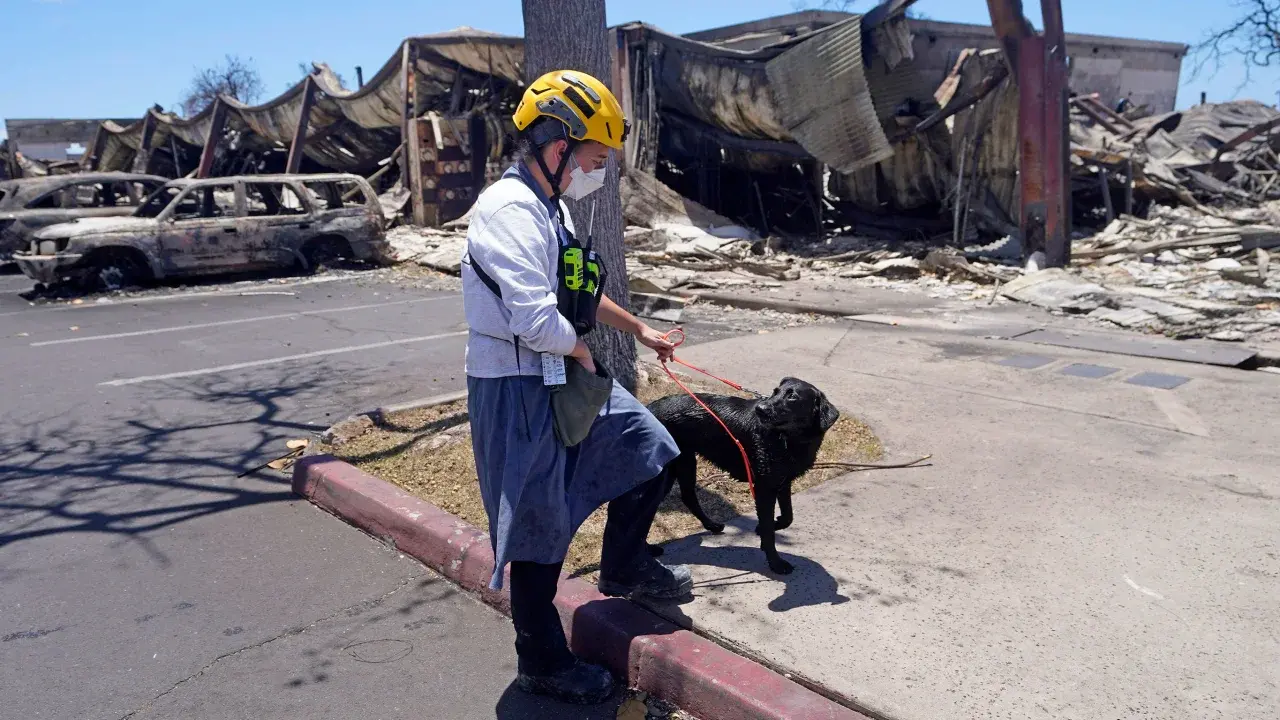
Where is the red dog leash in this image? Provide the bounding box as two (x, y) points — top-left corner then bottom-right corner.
(658, 328), (757, 499)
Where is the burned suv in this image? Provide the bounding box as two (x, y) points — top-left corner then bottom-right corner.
(0, 172), (167, 261)
(15, 173), (392, 290)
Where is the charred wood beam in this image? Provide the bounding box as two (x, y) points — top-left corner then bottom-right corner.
(1080, 95), (1134, 129)
(402, 40), (427, 226)
(896, 61), (1009, 142)
(1214, 115), (1280, 162)
(132, 113), (158, 174)
(171, 136), (184, 177)
(1069, 96), (1126, 136)
(286, 76), (319, 174)
(1123, 157), (1135, 215)
(343, 144), (404, 201)
(1099, 168), (1115, 222)
(196, 98), (229, 179)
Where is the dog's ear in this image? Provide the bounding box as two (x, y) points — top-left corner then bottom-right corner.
(816, 395), (840, 431)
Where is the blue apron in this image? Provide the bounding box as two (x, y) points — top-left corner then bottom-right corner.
(466, 163), (679, 589)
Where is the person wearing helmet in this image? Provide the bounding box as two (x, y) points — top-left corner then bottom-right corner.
(461, 70), (692, 705)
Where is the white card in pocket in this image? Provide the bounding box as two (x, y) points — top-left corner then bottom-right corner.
(541, 353), (567, 386)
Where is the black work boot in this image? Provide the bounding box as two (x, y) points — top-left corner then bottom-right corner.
(516, 658), (615, 705)
(598, 556), (693, 600)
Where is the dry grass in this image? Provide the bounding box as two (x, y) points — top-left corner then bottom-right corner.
(317, 363), (883, 579)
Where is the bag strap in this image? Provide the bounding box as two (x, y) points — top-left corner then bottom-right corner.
(466, 252), (503, 300)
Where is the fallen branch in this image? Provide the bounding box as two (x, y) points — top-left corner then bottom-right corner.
(812, 455), (933, 472)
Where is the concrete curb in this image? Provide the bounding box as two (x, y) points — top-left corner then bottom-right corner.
(293, 455), (870, 720)
(374, 388), (469, 417)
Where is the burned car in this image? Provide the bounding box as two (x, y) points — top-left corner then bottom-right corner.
(14, 173), (392, 290)
(0, 172), (167, 261)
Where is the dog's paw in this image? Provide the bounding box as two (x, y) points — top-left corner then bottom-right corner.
(775, 515), (792, 530)
(768, 557), (794, 575)
(704, 521), (726, 534)
(646, 543), (665, 557)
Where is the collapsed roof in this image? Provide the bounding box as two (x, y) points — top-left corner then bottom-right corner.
(85, 17), (904, 179)
(89, 29), (524, 175)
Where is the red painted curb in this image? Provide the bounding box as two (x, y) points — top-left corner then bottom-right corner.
(293, 455), (870, 720)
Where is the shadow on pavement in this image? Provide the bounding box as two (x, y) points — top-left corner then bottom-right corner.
(0, 366), (341, 556)
(658, 526), (852, 613)
(494, 681), (621, 720)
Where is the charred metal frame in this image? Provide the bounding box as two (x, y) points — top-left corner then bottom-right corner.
(132, 113), (158, 175)
(988, 0), (1071, 267)
(402, 40), (427, 226)
(196, 99), (229, 179)
(286, 76), (320, 174)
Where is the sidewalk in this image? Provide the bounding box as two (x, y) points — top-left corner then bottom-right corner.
(644, 320), (1280, 720)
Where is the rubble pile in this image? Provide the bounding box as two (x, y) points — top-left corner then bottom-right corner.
(1064, 205), (1280, 340)
(1071, 99), (1280, 217)
(385, 162), (1279, 344)
(385, 224), (466, 274)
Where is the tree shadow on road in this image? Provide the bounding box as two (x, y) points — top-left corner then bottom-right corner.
(0, 364), (357, 559)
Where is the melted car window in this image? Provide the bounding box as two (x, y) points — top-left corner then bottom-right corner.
(303, 180), (369, 210)
(246, 183), (307, 217)
(136, 186), (182, 218)
(172, 186), (237, 221)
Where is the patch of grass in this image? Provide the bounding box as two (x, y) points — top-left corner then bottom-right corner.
(318, 363), (882, 579)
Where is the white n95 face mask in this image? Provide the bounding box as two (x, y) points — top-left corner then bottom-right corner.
(563, 155), (607, 200)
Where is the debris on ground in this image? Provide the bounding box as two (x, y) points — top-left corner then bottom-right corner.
(385, 225), (467, 273)
(1072, 99), (1280, 215)
(1060, 204), (1280, 340)
(999, 268), (1115, 313)
(250, 438), (310, 477)
(617, 690), (695, 720)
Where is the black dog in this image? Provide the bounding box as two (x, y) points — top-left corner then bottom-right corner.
(646, 377), (840, 575)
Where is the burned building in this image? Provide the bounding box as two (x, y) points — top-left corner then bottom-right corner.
(4, 118), (139, 178)
(56, 9), (1187, 243)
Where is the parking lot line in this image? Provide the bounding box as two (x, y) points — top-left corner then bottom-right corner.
(31, 296), (458, 347)
(98, 330), (468, 387)
(0, 274), (362, 319)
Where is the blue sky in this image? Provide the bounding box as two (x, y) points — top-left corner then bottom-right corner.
(1, 0), (1274, 140)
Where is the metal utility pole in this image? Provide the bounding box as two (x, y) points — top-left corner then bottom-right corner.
(987, 0), (1071, 268)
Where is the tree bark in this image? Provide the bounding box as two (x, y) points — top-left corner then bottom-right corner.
(522, 0), (637, 392)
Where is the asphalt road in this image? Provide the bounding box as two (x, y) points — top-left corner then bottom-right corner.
(0, 273), (633, 720)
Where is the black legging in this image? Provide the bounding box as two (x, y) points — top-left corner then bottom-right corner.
(508, 469), (673, 676)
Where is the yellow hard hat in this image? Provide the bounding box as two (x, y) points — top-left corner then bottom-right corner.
(513, 70), (629, 151)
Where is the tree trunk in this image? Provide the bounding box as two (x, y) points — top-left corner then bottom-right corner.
(522, 0), (637, 393)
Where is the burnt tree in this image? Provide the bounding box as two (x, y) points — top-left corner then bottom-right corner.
(181, 55), (264, 117)
(1195, 0), (1280, 82)
(522, 0), (637, 392)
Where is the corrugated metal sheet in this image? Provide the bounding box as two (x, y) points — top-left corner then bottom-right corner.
(656, 43), (788, 140)
(1166, 100), (1280, 158)
(766, 16), (893, 173)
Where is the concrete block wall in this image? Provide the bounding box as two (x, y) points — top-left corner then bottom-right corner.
(907, 20), (1187, 113)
